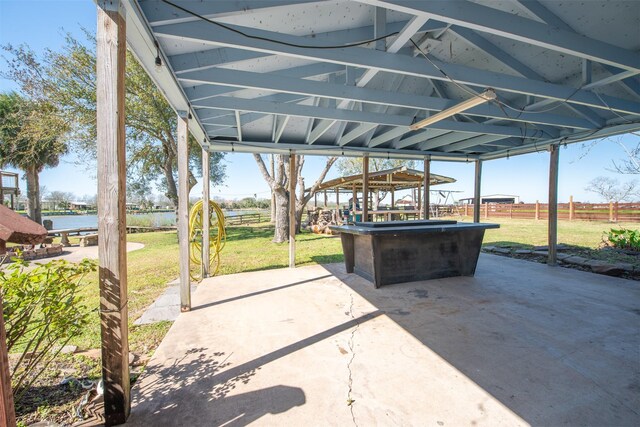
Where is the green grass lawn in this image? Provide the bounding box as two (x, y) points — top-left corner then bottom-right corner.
(456, 216), (640, 266)
(63, 225), (343, 353)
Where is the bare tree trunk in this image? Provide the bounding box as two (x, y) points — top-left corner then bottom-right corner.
(163, 156), (178, 208)
(273, 188), (289, 243)
(25, 165), (41, 224)
(255, 154), (337, 240)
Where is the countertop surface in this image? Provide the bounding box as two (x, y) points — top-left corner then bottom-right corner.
(329, 221), (499, 235)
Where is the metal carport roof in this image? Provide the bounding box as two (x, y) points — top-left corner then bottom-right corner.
(123, 0), (640, 160)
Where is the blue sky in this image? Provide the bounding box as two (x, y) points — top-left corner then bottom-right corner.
(1, 0), (637, 204)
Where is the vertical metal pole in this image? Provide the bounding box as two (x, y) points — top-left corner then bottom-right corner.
(289, 152), (296, 268)
(362, 155), (369, 222)
(548, 144), (559, 266)
(177, 112), (191, 310)
(202, 148), (210, 278)
(96, 0), (130, 423)
(423, 156), (430, 219)
(473, 160), (482, 223)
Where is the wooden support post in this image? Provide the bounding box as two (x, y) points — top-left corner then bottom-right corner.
(362, 155), (369, 222)
(417, 183), (422, 218)
(202, 148), (210, 278)
(391, 190), (395, 209)
(473, 160), (482, 223)
(96, 1), (130, 423)
(615, 201), (619, 222)
(324, 190), (328, 207)
(352, 183), (357, 217)
(177, 112), (190, 311)
(569, 195), (574, 221)
(314, 193), (317, 208)
(423, 156), (430, 219)
(0, 299), (16, 427)
(535, 200), (540, 220)
(336, 189), (339, 207)
(609, 201), (614, 222)
(548, 144), (560, 266)
(289, 152), (296, 268)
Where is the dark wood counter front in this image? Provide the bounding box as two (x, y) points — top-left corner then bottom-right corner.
(329, 220), (499, 287)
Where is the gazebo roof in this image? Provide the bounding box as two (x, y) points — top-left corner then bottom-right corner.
(312, 166), (455, 192)
(0, 205), (47, 245)
(123, 0), (639, 161)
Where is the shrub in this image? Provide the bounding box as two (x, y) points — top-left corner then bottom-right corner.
(0, 257), (96, 401)
(606, 228), (640, 251)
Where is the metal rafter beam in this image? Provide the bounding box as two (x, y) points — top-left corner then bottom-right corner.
(207, 138), (480, 161)
(441, 134), (513, 152)
(358, 0), (640, 71)
(515, 0), (640, 99)
(184, 62), (345, 103)
(195, 96), (549, 139)
(181, 67), (596, 129)
(142, 0), (327, 26)
(154, 20), (640, 115)
(451, 25), (606, 128)
(480, 122), (640, 160)
(235, 111), (242, 141)
(167, 19), (442, 74)
(308, 16), (429, 142)
(393, 129), (449, 149)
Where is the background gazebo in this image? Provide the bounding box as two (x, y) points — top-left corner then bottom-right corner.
(309, 166), (455, 220)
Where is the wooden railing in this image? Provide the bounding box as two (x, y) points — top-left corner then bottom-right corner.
(461, 201), (640, 222)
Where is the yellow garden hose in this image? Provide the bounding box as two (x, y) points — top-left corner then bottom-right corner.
(188, 199), (226, 281)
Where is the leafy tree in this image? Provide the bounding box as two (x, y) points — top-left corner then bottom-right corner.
(2, 33), (226, 207)
(0, 92), (68, 224)
(585, 176), (638, 202)
(47, 190), (75, 210)
(254, 154), (336, 242)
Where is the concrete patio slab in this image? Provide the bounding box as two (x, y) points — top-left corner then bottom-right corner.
(134, 283), (197, 325)
(31, 242), (144, 264)
(127, 254), (640, 426)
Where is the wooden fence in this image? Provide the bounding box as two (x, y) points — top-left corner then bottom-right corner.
(225, 212), (263, 226)
(460, 201), (640, 222)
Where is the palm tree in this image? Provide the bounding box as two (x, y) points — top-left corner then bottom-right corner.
(0, 92), (68, 224)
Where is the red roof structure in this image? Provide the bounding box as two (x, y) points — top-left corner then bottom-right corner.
(0, 205), (47, 253)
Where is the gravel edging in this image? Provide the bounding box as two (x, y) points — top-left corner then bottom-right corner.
(482, 245), (639, 280)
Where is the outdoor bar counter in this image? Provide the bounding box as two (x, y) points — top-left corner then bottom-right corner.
(329, 220), (499, 287)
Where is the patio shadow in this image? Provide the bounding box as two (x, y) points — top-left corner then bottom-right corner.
(191, 274), (333, 311)
(129, 311), (382, 425)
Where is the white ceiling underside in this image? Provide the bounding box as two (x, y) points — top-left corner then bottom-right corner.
(124, 0), (640, 161)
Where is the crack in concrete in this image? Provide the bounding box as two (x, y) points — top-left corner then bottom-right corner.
(346, 291), (359, 427)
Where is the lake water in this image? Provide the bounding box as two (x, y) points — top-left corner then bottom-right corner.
(45, 212), (176, 230)
(44, 210), (249, 230)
